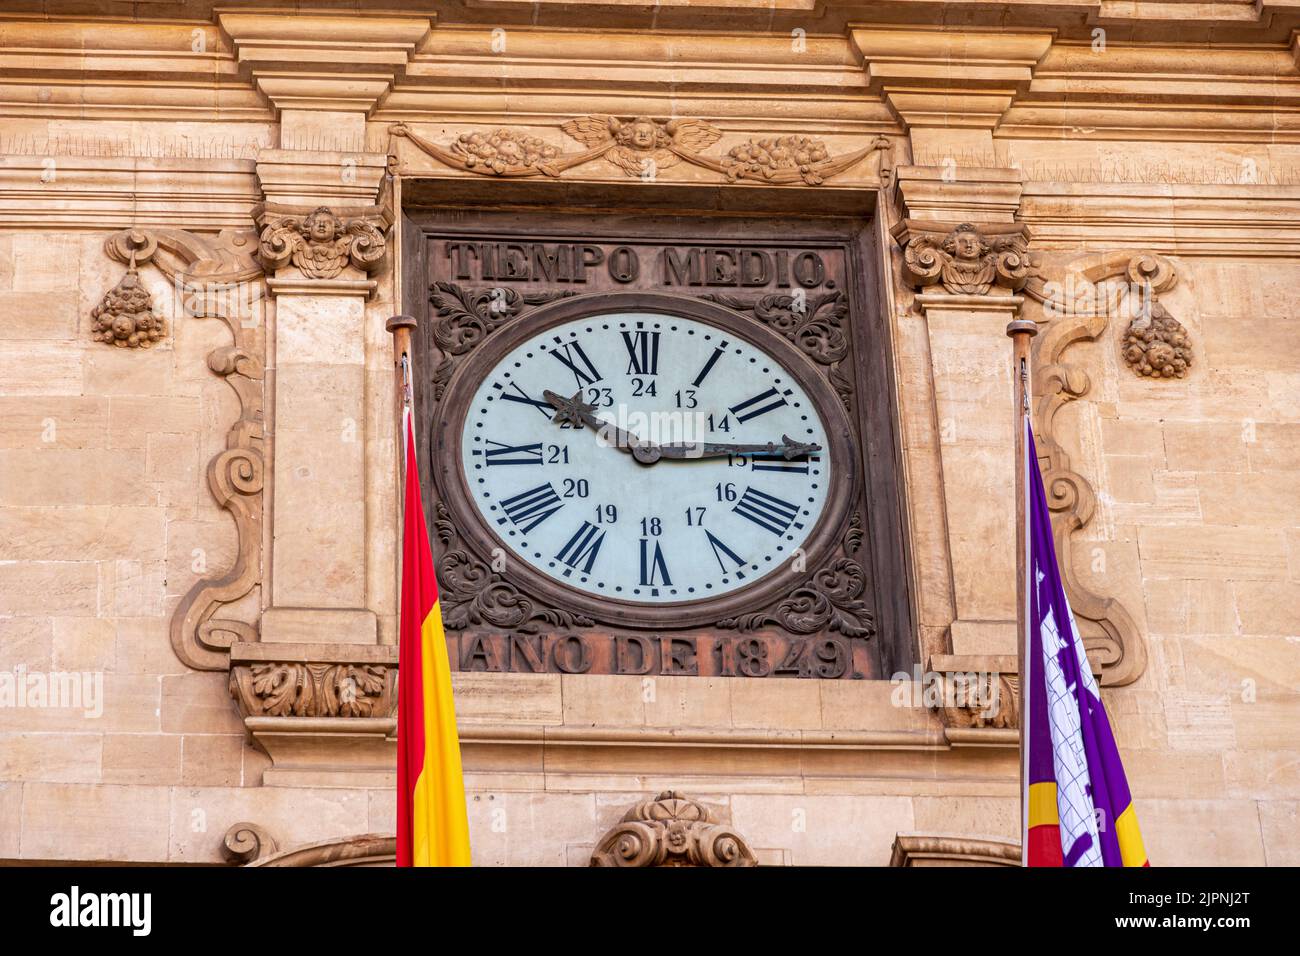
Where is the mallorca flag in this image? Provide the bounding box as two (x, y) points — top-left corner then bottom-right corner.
(1023, 418), (1148, 867)
(396, 408), (472, 867)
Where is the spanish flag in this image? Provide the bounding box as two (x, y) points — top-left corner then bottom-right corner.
(396, 408), (471, 867)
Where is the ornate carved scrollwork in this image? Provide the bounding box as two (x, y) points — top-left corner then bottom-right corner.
(1020, 252), (1169, 685)
(894, 220), (1036, 296)
(391, 117), (890, 187)
(103, 227), (265, 671)
(229, 660), (395, 718)
(717, 518), (875, 639)
(701, 291), (854, 412)
(222, 822), (278, 865)
(590, 791), (757, 867)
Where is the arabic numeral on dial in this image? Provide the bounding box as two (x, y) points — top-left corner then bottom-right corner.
(684, 506), (706, 526)
(728, 454), (748, 468)
(631, 377), (657, 397)
(674, 389), (698, 409)
(586, 387), (613, 407)
(640, 516), (662, 536)
(714, 482), (737, 502)
(562, 478), (590, 498)
(547, 444), (569, 464)
(594, 503), (617, 524)
(707, 413), (730, 433)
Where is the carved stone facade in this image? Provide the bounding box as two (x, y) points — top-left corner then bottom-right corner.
(1, 4), (1296, 871)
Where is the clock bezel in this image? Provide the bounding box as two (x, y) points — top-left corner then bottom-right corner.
(432, 290), (857, 629)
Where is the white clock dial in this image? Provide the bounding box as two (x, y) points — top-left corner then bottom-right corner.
(458, 311), (832, 603)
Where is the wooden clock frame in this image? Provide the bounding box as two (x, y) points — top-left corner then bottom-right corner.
(403, 197), (914, 679)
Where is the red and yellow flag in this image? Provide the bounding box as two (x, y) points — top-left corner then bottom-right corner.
(396, 409), (471, 867)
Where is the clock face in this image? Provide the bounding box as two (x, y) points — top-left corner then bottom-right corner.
(457, 309), (832, 604)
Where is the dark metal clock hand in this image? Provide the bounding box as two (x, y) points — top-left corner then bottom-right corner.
(542, 389), (664, 464)
(653, 435), (822, 460)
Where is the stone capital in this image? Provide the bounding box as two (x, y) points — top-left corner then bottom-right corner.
(892, 219), (1035, 298)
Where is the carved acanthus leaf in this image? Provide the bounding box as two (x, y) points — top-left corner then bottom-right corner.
(230, 661), (395, 719)
(437, 548), (595, 633)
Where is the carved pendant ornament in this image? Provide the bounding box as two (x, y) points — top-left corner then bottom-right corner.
(90, 231), (167, 348)
(894, 220), (1036, 296)
(390, 117), (891, 186)
(589, 791), (757, 867)
(101, 227), (266, 671)
(1121, 299), (1193, 378)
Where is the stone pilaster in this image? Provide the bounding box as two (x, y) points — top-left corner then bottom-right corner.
(892, 170), (1036, 659)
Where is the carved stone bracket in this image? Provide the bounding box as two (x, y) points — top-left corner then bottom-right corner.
(254, 202), (391, 280)
(890, 833), (1020, 867)
(927, 653), (1019, 748)
(391, 118), (891, 187)
(892, 220), (1036, 296)
(590, 791), (757, 867)
(1019, 252), (1172, 685)
(103, 227), (265, 671)
(228, 641), (399, 787)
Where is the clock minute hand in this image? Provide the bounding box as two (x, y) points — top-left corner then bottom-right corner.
(654, 435), (823, 460)
(541, 389), (665, 464)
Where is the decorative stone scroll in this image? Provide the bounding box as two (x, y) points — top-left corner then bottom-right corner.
(254, 202), (390, 280)
(590, 791), (757, 867)
(102, 227), (265, 671)
(893, 220), (1036, 295)
(390, 117), (891, 186)
(1020, 251), (1175, 686)
(230, 659), (395, 718)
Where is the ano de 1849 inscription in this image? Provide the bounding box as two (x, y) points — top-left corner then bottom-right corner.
(408, 212), (911, 679)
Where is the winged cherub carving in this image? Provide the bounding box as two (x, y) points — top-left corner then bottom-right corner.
(560, 115), (723, 178)
(257, 206), (387, 280)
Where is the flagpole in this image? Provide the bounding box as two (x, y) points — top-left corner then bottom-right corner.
(386, 314), (417, 646)
(1007, 316), (1037, 866)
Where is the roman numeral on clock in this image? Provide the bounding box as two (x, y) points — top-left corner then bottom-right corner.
(691, 341), (728, 387)
(638, 538), (672, 589)
(481, 439), (543, 466)
(621, 329), (660, 376)
(729, 386), (792, 423)
(704, 530), (746, 577)
(554, 521), (605, 575)
(549, 340), (602, 388)
(751, 454), (815, 475)
(732, 486), (801, 536)
(498, 482), (564, 533)
(495, 381), (554, 419)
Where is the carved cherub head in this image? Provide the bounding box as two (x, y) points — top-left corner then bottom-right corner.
(303, 207), (342, 243)
(611, 116), (666, 151)
(943, 223), (990, 262)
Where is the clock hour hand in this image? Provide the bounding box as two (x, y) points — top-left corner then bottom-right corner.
(542, 389), (664, 464)
(654, 435), (822, 460)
